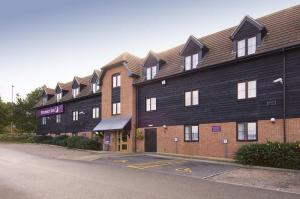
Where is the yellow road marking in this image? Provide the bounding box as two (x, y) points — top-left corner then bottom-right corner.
(113, 160), (128, 163)
(175, 168), (192, 173)
(127, 159), (186, 169)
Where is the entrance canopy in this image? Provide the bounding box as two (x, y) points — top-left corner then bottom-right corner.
(93, 116), (131, 132)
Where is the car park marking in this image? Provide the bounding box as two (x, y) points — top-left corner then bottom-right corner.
(175, 168), (192, 174)
(113, 160), (128, 163)
(127, 159), (186, 169)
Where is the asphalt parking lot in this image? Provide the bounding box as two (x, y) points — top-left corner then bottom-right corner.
(94, 154), (237, 179)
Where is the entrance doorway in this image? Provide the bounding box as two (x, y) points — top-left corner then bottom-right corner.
(117, 131), (128, 152)
(145, 128), (157, 152)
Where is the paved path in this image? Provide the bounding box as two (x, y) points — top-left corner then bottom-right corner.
(0, 144), (299, 199)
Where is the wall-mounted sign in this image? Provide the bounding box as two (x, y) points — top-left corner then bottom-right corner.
(212, 126), (221, 133)
(37, 104), (64, 117)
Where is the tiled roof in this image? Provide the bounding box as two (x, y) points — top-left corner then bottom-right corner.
(135, 4), (300, 83)
(35, 73), (100, 108)
(102, 52), (143, 76)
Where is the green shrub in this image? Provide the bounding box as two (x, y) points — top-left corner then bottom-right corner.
(0, 133), (33, 143)
(235, 142), (300, 170)
(52, 135), (68, 146)
(28, 135), (53, 144)
(66, 136), (101, 150)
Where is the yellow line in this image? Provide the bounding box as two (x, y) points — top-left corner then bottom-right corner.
(127, 159), (186, 169)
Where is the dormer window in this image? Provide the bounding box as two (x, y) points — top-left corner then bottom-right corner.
(72, 87), (79, 98)
(237, 36), (256, 57)
(92, 83), (99, 93)
(185, 53), (199, 71)
(146, 66), (157, 80)
(42, 96), (47, 105)
(56, 92), (62, 102)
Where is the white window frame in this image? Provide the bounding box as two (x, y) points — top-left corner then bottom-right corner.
(92, 107), (100, 119)
(72, 87), (80, 98)
(184, 125), (199, 142)
(56, 92), (62, 102)
(185, 53), (199, 71)
(112, 102), (121, 115)
(56, 114), (61, 123)
(146, 97), (156, 112)
(237, 39), (246, 57)
(247, 36), (256, 55)
(237, 122), (257, 141)
(42, 117), (47, 125)
(92, 83), (100, 93)
(146, 66), (157, 80)
(72, 111), (78, 121)
(237, 80), (257, 100)
(42, 96), (47, 105)
(185, 90), (199, 106)
(112, 74), (121, 88)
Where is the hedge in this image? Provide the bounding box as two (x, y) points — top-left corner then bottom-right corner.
(66, 136), (101, 150)
(235, 142), (300, 170)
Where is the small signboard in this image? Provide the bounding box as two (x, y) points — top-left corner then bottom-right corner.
(212, 126), (221, 133)
(37, 104), (64, 117)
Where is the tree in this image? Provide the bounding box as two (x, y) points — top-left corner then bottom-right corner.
(0, 97), (10, 132)
(12, 88), (43, 133)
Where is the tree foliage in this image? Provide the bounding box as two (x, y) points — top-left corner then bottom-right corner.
(0, 97), (11, 132)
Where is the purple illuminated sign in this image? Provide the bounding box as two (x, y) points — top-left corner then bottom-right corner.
(37, 104), (64, 117)
(212, 126), (221, 133)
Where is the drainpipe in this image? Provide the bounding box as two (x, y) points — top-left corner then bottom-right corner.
(282, 48), (287, 143)
(135, 85), (139, 152)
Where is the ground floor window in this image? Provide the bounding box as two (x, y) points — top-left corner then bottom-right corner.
(73, 111), (78, 121)
(237, 122), (257, 141)
(184, 125), (199, 142)
(92, 107), (99, 118)
(42, 117), (47, 125)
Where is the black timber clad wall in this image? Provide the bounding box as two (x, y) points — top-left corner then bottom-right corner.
(37, 95), (101, 135)
(137, 49), (300, 128)
(234, 21), (260, 40)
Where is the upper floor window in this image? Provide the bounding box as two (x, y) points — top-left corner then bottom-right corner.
(56, 114), (61, 123)
(146, 66), (157, 80)
(237, 36), (256, 57)
(92, 107), (100, 119)
(146, 97), (156, 112)
(42, 117), (47, 125)
(185, 53), (199, 71)
(237, 80), (256, 100)
(72, 111), (78, 121)
(184, 125), (199, 142)
(237, 122), (257, 141)
(72, 87), (80, 98)
(112, 102), (121, 115)
(185, 90), (199, 106)
(56, 92), (62, 102)
(92, 83), (100, 93)
(42, 96), (47, 105)
(112, 74), (121, 88)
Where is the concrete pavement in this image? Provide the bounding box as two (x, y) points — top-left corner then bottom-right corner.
(0, 144), (299, 199)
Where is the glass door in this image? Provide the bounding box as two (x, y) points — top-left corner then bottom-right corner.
(117, 131), (128, 152)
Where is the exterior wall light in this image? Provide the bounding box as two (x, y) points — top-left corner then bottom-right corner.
(270, 118), (276, 123)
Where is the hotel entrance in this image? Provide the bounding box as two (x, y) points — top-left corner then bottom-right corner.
(117, 131), (128, 152)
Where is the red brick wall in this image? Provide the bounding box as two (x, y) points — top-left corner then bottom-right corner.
(137, 118), (300, 158)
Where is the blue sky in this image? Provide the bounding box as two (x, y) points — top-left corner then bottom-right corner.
(0, 0), (299, 102)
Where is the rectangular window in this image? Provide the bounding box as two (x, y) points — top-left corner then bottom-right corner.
(42, 117), (47, 125)
(146, 97), (156, 111)
(237, 80), (256, 100)
(72, 111), (78, 121)
(237, 39), (246, 57)
(42, 97), (47, 105)
(92, 83), (99, 93)
(192, 53), (198, 69)
(185, 56), (191, 70)
(112, 74), (121, 88)
(56, 114), (61, 123)
(56, 93), (62, 102)
(184, 125), (199, 142)
(112, 102), (121, 115)
(146, 66), (157, 80)
(72, 88), (79, 98)
(185, 90), (199, 106)
(247, 37), (256, 55)
(92, 107), (99, 119)
(237, 122), (257, 141)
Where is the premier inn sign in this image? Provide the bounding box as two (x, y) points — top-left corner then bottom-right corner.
(37, 104), (64, 117)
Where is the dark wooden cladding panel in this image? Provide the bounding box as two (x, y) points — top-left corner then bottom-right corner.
(138, 49), (300, 128)
(37, 95), (101, 135)
(234, 21), (260, 40)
